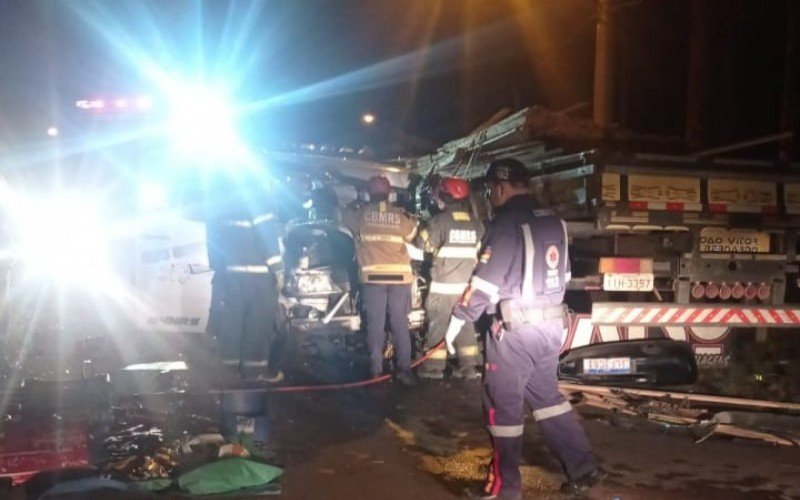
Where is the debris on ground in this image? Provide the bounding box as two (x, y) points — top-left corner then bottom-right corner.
(561, 382), (800, 447)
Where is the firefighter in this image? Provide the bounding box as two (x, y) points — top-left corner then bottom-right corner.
(205, 174), (285, 383)
(446, 159), (604, 499)
(417, 177), (484, 380)
(343, 175), (418, 386)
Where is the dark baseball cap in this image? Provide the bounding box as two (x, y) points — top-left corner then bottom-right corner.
(485, 158), (529, 184)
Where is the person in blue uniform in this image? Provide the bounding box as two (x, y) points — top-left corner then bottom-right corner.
(446, 159), (604, 499)
(205, 174), (285, 382)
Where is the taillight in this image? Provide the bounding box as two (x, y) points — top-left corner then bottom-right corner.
(731, 282), (745, 300)
(705, 282), (720, 299)
(691, 282), (706, 300)
(744, 283), (758, 301)
(757, 283), (771, 301)
(719, 283), (732, 300)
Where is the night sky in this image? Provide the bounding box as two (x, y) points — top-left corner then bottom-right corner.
(0, 0), (795, 158)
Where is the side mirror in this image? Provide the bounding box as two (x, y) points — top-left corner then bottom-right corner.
(558, 339), (698, 387)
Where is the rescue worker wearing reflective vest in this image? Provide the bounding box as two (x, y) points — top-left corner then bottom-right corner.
(343, 175), (418, 386)
(417, 177), (484, 380)
(205, 175), (285, 382)
(448, 159), (604, 499)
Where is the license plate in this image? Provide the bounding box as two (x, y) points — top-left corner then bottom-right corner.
(603, 273), (654, 292)
(583, 357), (632, 375)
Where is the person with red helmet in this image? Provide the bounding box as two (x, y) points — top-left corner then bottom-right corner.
(343, 175), (419, 386)
(417, 177), (484, 380)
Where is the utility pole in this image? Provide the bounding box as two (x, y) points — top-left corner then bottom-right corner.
(593, 0), (614, 127)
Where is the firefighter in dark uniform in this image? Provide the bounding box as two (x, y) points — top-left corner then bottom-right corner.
(343, 175), (418, 386)
(205, 175), (285, 382)
(418, 177), (484, 380)
(446, 159), (604, 499)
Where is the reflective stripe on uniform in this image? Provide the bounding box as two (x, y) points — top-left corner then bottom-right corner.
(227, 265), (270, 273)
(487, 424), (524, 438)
(223, 220), (252, 228)
(437, 246), (478, 259)
(362, 263), (412, 273)
(532, 401), (572, 421)
(520, 224), (535, 301)
(562, 220), (571, 283)
(406, 243), (425, 261)
(429, 349), (448, 360)
(451, 211), (471, 221)
(470, 276), (500, 303)
(242, 360), (268, 367)
(253, 213), (275, 225)
(429, 281), (468, 295)
(361, 234), (405, 244)
(457, 345), (480, 357)
(266, 255), (283, 266)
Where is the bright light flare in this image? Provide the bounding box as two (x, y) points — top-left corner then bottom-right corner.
(11, 194), (116, 287)
(46, 126), (59, 137)
(165, 83), (246, 162)
(361, 112), (376, 125)
(138, 181), (168, 210)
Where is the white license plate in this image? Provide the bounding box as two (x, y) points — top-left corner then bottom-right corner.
(583, 357), (632, 375)
(603, 273), (654, 292)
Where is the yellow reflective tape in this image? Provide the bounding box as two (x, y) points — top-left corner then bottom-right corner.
(458, 345), (480, 357)
(362, 264), (412, 273)
(428, 349), (448, 360)
(361, 234), (405, 244)
(452, 211), (471, 221)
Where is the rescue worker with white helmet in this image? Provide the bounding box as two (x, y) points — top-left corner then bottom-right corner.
(343, 175), (418, 386)
(417, 176), (484, 380)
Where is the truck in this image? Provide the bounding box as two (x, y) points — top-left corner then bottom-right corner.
(410, 106), (800, 370)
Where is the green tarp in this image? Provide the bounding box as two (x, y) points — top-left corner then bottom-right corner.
(177, 457), (283, 496)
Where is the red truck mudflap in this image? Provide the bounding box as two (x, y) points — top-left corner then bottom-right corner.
(564, 303), (800, 361)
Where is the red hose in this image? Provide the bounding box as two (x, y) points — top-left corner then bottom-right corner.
(242, 341), (447, 394)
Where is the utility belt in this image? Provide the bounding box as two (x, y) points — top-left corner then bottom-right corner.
(498, 299), (567, 330)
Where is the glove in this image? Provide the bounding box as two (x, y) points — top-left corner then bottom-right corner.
(445, 316), (466, 355)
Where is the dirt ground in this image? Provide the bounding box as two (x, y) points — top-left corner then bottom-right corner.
(5, 328), (800, 499)
(269, 379), (800, 500)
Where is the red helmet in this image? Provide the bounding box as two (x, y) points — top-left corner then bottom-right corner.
(435, 177), (470, 201)
(368, 175), (391, 197)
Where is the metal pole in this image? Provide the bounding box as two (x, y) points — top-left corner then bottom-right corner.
(693, 132), (794, 158)
(593, 0), (614, 127)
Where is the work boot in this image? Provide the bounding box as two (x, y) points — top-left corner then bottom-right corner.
(461, 487), (521, 500)
(394, 371), (418, 387)
(560, 467), (608, 497)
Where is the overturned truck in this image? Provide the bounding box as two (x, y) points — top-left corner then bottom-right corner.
(410, 107), (800, 369)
